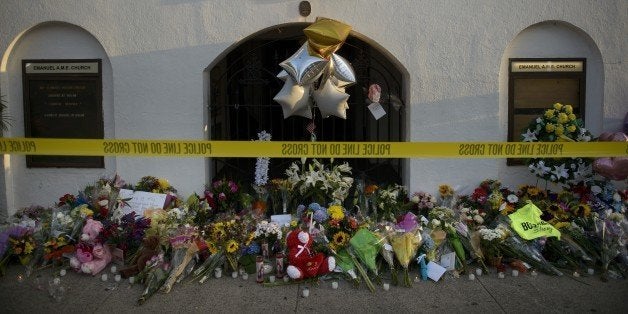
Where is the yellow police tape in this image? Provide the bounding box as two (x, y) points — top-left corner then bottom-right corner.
(0, 137), (626, 159)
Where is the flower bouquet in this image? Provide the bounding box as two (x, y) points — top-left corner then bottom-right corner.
(349, 228), (383, 290)
(137, 252), (169, 305)
(285, 159), (353, 206)
(521, 103), (592, 185)
(204, 179), (246, 215)
(374, 223), (398, 285)
(254, 220), (283, 259)
(390, 229), (422, 287)
(161, 226), (200, 293)
(372, 184), (408, 222)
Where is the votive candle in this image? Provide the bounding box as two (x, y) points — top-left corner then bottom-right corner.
(475, 268), (482, 276)
(110, 265), (117, 274)
(59, 269), (67, 277)
(383, 283), (390, 291)
(214, 268), (222, 278)
(301, 288), (309, 298)
(269, 275), (276, 283)
(468, 274), (475, 280)
(115, 274), (121, 282)
(512, 270), (519, 277)
(497, 272), (505, 279)
(129, 276), (135, 284)
(331, 281), (338, 289)
(242, 273), (248, 280)
(283, 276), (290, 283)
(231, 271), (238, 279)
(587, 268), (594, 275)
(101, 274), (108, 281)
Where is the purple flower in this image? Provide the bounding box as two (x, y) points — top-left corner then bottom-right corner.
(312, 210), (329, 223)
(218, 192), (226, 201)
(229, 181), (238, 193)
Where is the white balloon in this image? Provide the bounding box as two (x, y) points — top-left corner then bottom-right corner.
(331, 53), (356, 87)
(273, 78), (311, 119)
(313, 79), (350, 119)
(276, 70), (290, 81)
(280, 43), (328, 86)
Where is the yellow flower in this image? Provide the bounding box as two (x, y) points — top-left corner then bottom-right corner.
(553, 221), (570, 230)
(212, 228), (226, 240)
(564, 105), (573, 114)
(328, 205), (345, 220)
(78, 204), (94, 217)
(557, 113), (569, 124)
(527, 186), (540, 197)
(157, 178), (170, 190)
(555, 125), (564, 136)
(553, 103), (563, 110)
(545, 109), (556, 119)
(226, 240), (239, 253)
(207, 241), (218, 254)
(290, 220), (298, 228)
(438, 184), (454, 197)
(332, 231), (350, 248)
(568, 113), (576, 121)
(245, 232), (255, 246)
(545, 123), (555, 132)
(567, 125), (576, 133)
(572, 204), (591, 217)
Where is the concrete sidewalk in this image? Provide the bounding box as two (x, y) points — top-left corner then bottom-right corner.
(1, 264), (626, 313)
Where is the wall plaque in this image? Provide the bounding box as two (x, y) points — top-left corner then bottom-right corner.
(22, 59), (104, 168)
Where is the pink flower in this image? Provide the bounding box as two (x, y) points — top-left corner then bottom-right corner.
(229, 181), (238, 193)
(218, 192), (226, 201)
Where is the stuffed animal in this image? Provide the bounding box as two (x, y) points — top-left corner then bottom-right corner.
(285, 229), (335, 280)
(69, 218), (112, 275)
(119, 235), (161, 278)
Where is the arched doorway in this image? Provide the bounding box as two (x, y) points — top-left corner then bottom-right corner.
(208, 23), (406, 186)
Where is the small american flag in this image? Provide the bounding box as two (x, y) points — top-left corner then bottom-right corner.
(306, 121), (316, 134)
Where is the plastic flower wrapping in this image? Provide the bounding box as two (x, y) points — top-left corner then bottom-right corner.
(390, 229), (422, 287)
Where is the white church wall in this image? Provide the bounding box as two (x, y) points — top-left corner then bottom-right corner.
(0, 1), (625, 214)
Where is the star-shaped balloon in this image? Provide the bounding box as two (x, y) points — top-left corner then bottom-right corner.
(331, 53), (356, 87)
(304, 18), (352, 58)
(273, 77), (312, 119)
(280, 43), (328, 86)
(313, 79), (350, 119)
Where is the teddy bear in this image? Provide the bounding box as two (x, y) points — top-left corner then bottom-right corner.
(119, 235), (161, 278)
(286, 229), (335, 280)
(69, 218), (112, 275)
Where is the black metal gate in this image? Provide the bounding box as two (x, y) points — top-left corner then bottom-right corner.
(209, 24), (405, 187)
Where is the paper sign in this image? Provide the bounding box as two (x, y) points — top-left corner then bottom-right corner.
(426, 261), (447, 282)
(271, 214), (292, 227)
(440, 252), (456, 271)
(368, 102), (386, 120)
(118, 189), (167, 215)
(109, 245), (125, 266)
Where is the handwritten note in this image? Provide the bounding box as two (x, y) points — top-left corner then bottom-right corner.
(440, 252), (456, 271)
(118, 189), (167, 216)
(368, 102), (386, 120)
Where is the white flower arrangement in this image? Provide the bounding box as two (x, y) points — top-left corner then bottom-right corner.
(254, 130), (272, 187)
(285, 159), (353, 204)
(254, 220), (283, 242)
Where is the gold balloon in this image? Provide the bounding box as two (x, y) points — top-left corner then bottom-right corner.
(304, 17), (352, 58)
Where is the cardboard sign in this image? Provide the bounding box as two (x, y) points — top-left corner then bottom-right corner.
(368, 102), (386, 120)
(118, 189), (167, 216)
(271, 214), (292, 227)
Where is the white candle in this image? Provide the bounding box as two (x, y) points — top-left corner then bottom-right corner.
(242, 273), (248, 280)
(59, 269), (67, 277)
(101, 274), (108, 281)
(512, 270), (519, 277)
(231, 271), (238, 279)
(283, 276), (290, 283)
(573, 271), (580, 278)
(475, 268), (482, 276)
(302, 288), (309, 298)
(587, 268), (594, 275)
(129, 276), (135, 284)
(497, 272), (505, 279)
(214, 268), (222, 278)
(114, 274), (121, 282)
(110, 265), (117, 274)
(331, 281), (338, 289)
(382, 283), (390, 291)
(468, 274), (475, 280)
(269, 275), (276, 283)
(531, 270), (538, 276)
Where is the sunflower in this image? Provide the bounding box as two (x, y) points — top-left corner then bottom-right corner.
(572, 204), (591, 217)
(207, 241), (218, 254)
(332, 231), (350, 248)
(212, 227), (226, 240)
(226, 239), (239, 253)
